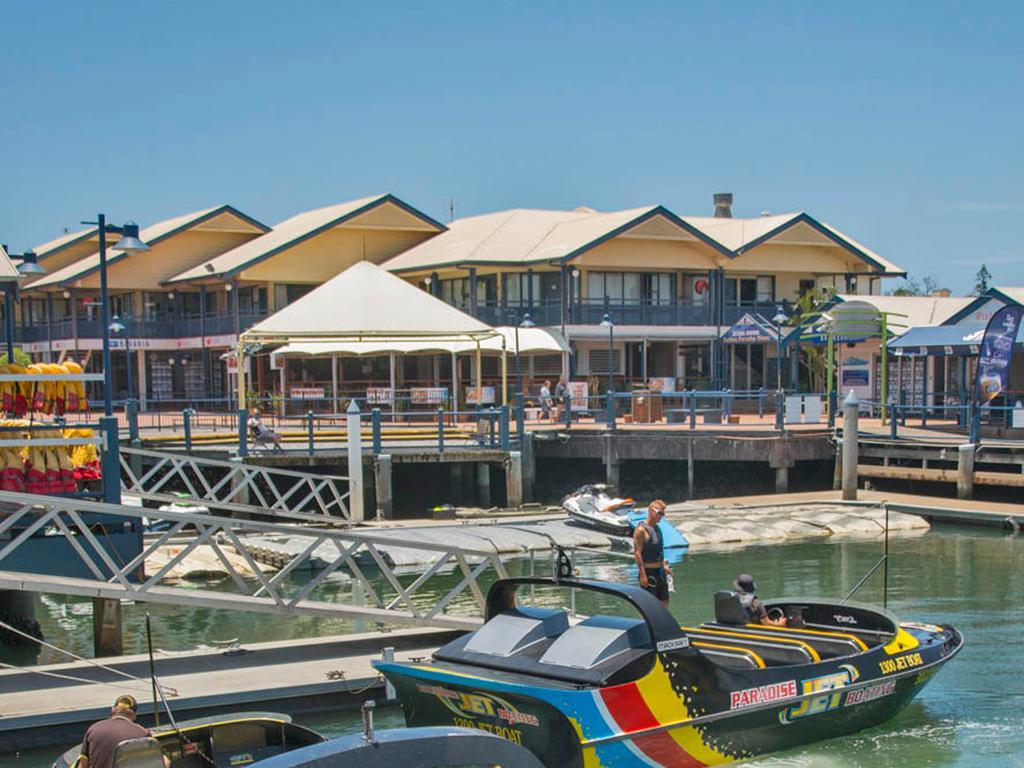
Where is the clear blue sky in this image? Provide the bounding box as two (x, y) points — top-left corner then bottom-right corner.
(1, 1), (1021, 292)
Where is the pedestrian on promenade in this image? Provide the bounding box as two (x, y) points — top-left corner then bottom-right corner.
(554, 376), (568, 422)
(539, 380), (553, 420)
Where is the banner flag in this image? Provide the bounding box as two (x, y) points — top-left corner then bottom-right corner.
(975, 304), (1023, 403)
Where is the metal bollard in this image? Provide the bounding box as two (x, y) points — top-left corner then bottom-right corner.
(437, 408), (445, 453)
(689, 391), (697, 430)
(890, 404), (899, 439)
(182, 409), (193, 452)
(372, 408), (382, 455)
(307, 411), (315, 456)
(500, 405), (511, 450)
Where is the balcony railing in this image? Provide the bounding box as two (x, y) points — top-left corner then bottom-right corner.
(16, 309), (270, 344)
(721, 303), (782, 326)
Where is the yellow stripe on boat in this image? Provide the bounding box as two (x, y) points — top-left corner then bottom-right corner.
(883, 627), (921, 654)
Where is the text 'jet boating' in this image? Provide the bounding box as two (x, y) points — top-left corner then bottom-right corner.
(376, 574), (962, 767)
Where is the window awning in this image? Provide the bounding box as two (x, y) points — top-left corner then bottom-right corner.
(887, 325), (996, 356)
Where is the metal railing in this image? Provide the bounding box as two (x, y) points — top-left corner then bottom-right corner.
(0, 492), (506, 629)
(119, 446), (351, 522)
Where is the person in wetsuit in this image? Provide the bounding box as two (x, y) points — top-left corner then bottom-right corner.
(633, 499), (672, 608)
(734, 573), (787, 626)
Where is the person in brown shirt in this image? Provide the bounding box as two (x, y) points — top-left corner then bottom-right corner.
(80, 694), (150, 768)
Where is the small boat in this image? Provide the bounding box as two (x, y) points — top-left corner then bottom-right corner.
(562, 484), (636, 536)
(53, 711), (324, 768)
(562, 485), (688, 549)
(247, 702), (544, 767)
(376, 575), (963, 767)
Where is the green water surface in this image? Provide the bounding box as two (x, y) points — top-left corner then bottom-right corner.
(6, 523), (1023, 767)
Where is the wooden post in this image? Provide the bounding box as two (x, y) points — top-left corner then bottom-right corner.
(93, 597), (123, 657)
(476, 462), (491, 508)
(842, 391), (859, 500)
(374, 454), (393, 520)
(957, 444), (975, 500)
(506, 451), (523, 508)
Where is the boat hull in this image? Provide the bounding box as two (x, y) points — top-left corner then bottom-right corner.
(380, 622), (962, 768)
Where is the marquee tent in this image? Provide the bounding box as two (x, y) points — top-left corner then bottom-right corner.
(238, 261), (504, 407)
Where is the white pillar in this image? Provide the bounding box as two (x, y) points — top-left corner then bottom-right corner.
(137, 349), (148, 410)
(842, 390), (859, 501)
(331, 353), (339, 413)
(346, 400), (365, 521)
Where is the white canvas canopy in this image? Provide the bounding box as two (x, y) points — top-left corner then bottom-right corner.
(238, 261), (504, 408)
(272, 326), (569, 357)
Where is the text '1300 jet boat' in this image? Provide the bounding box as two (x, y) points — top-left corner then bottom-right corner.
(376, 574), (962, 767)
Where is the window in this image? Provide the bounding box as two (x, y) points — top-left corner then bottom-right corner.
(726, 277), (772, 305)
(845, 274), (859, 294)
(756, 276), (774, 304)
(441, 276), (496, 309)
(682, 274), (710, 305)
(589, 347), (621, 374)
(587, 272), (669, 303)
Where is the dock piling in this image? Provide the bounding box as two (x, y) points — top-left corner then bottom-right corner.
(476, 461), (491, 508)
(374, 454), (393, 520)
(346, 400), (365, 522)
(506, 451), (523, 508)
(957, 444), (976, 499)
(842, 391), (859, 501)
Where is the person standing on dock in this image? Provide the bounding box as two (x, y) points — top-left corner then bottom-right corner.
(539, 380), (553, 420)
(79, 695), (151, 768)
(633, 499), (673, 609)
(554, 376), (568, 422)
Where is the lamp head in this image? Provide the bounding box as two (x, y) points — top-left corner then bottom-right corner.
(520, 313), (536, 328)
(16, 250), (46, 276)
(599, 313), (614, 328)
(113, 222), (149, 252)
(108, 315), (127, 334)
(772, 305), (788, 325)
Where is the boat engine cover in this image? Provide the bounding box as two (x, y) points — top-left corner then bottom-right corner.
(539, 615), (651, 669)
(464, 606), (569, 657)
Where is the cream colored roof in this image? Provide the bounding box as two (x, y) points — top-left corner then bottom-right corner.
(684, 212), (905, 275)
(835, 294), (973, 327)
(29, 205), (267, 289)
(994, 286), (1024, 305)
(244, 261), (495, 340)
(167, 194), (445, 284)
(0, 245), (19, 281)
(274, 326), (567, 356)
(32, 227), (99, 260)
(382, 205), (730, 273)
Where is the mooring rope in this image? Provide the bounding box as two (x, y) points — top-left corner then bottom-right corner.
(0, 617), (178, 696)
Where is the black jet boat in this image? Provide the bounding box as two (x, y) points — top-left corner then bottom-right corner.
(53, 712), (324, 768)
(376, 576), (962, 767)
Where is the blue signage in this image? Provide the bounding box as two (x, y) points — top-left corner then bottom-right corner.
(975, 305), (1023, 403)
(722, 314), (775, 344)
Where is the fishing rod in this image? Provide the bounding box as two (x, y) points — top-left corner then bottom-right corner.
(840, 501), (891, 606)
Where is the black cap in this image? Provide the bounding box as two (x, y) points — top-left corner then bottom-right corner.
(733, 574), (756, 593)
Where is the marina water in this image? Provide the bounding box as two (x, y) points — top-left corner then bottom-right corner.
(7, 522), (1022, 767)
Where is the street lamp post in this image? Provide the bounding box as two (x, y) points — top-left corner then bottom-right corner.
(3, 249), (48, 362)
(108, 315), (133, 406)
(600, 313), (614, 424)
(80, 217), (149, 416)
(772, 305), (788, 429)
(513, 312), (536, 397)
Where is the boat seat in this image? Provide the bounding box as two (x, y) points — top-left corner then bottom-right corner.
(714, 590), (750, 625)
(464, 606), (568, 657)
(692, 641), (765, 670)
(683, 627), (816, 666)
(113, 738), (164, 768)
(704, 622), (866, 658)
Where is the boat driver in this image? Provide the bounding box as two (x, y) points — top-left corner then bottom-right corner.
(80, 694), (167, 768)
(633, 499), (672, 608)
(733, 573), (787, 626)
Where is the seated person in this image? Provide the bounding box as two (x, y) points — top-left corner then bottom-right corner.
(733, 573), (786, 627)
(250, 411), (283, 452)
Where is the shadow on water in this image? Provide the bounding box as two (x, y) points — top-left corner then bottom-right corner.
(6, 523), (1023, 767)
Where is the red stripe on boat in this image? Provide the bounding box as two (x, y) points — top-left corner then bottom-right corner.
(600, 685), (706, 767)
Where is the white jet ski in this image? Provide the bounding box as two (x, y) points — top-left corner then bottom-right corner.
(561, 484), (636, 536)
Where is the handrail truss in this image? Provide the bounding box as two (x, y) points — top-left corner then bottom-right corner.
(0, 492), (506, 630)
(119, 447), (351, 524)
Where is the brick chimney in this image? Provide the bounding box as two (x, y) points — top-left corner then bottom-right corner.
(713, 193), (733, 218)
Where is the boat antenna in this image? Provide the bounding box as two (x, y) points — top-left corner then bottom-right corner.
(146, 613), (160, 728)
(840, 500), (891, 606)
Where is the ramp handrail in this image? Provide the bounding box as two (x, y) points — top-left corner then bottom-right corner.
(0, 492), (507, 630)
(119, 446), (351, 523)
